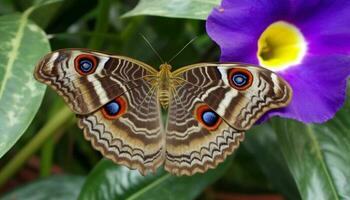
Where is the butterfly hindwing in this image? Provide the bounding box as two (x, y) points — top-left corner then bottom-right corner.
(77, 84), (164, 175)
(165, 94), (245, 175)
(164, 64), (292, 175)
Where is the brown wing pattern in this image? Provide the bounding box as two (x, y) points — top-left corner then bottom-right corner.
(34, 49), (157, 114)
(34, 49), (163, 175)
(172, 64), (292, 130)
(77, 83), (164, 175)
(165, 64), (292, 175)
(165, 92), (245, 175)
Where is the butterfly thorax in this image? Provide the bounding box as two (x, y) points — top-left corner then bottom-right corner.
(157, 63), (173, 109)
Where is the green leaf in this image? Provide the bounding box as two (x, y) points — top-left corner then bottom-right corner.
(30, 0), (64, 28)
(122, 0), (220, 20)
(245, 124), (300, 199)
(272, 91), (350, 199)
(0, 10), (50, 158)
(78, 158), (231, 200)
(1, 175), (85, 200)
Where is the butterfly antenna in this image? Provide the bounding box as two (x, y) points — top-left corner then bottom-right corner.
(168, 36), (197, 64)
(140, 34), (165, 64)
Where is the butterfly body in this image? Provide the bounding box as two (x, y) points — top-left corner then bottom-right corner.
(34, 49), (292, 176)
(157, 63), (173, 109)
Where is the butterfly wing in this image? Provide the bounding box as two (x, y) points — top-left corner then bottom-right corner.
(34, 49), (164, 174)
(172, 63), (292, 130)
(77, 83), (164, 175)
(34, 48), (158, 114)
(165, 94), (245, 176)
(165, 63), (292, 175)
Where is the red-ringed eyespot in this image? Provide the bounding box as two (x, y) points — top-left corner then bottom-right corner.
(101, 96), (127, 120)
(228, 68), (253, 90)
(74, 54), (98, 75)
(195, 104), (222, 131)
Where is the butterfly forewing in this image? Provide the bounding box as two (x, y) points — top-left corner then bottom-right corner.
(172, 64), (292, 130)
(34, 49), (157, 114)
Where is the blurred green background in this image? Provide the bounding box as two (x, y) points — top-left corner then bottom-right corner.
(0, 0), (349, 200)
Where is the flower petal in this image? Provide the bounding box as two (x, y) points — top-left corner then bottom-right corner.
(264, 55), (350, 123)
(207, 0), (350, 59)
(206, 0), (290, 63)
(206, 0), (350, 123)
(294, 1), (350, 54)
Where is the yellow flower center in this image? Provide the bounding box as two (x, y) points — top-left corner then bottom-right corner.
(257, 21), (307, 71)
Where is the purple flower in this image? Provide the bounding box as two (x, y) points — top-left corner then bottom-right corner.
(206, 0), (350, 123)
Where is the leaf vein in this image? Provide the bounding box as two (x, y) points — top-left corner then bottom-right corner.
(307, 125), (340, 200)
(0, 8), (34, 101)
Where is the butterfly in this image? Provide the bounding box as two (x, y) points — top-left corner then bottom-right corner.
(34, 48), (292, 176)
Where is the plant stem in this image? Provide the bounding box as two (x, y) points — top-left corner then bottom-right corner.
(39, 116), (75, 177)
(88, 0), (110, 49)
(0, 106), (74, 187)
(40, 135), (55, 177)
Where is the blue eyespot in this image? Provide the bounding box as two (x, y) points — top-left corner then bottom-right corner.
(228, 68), (253, 90)
(232, 73), (247, 87)
(202, 111), (219, 126)
(75, 54), (98, 75)
(104, 101), (120, 116)
(79, 59), (93, 72)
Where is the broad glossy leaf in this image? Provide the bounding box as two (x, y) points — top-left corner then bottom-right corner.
(0, 12), (50, 158)
(272, 89), (350, 199)
(1, 175), (85, 200)
(78, 158), (231, 200)
(122, 0), (220, 20)
(245, 124), (300, 199)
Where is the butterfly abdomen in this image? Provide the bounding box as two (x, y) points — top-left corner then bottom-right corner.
(158, 89), (170, 109)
